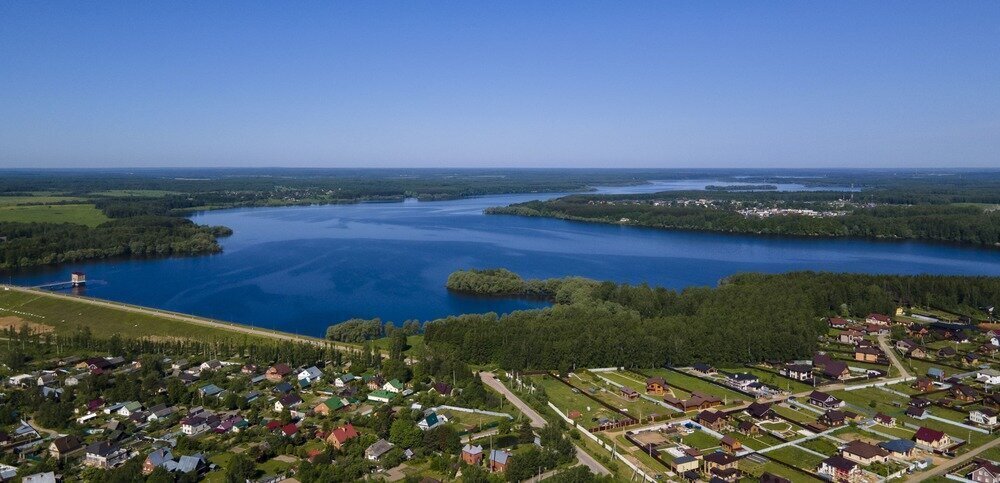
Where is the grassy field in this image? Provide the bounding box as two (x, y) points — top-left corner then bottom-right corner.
(0, 195), (85, 206)
(772, 404), (818, 425)
(644, 368), (747, 404)
(679, 429), (720, 451)
(571, 375), (671, 420)
(0, 203), (109, 226)
(436, 408), (508, 431)
(799, 437), (840, 456)
(728, 366), (813, 393)
(766, 445), (825, 471)
(722, 430), (783, 450)
(528, 374), (617, 424)
(373, 334), (426, 356)
(741, 458), (824, 483)
(0, 288), (284, 343)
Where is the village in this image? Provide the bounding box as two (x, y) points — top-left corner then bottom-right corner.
(0, 304), (998, 483)
(503, 308), (1000, 483)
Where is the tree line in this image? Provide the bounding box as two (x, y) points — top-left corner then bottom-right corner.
(488, 195), (1000, 247)
(424, 270), (1000, 371)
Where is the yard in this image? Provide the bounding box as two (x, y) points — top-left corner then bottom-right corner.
(0, 203), (109, 226)
(722, 430), (783, 451)
(772, 403), (818, 425)
(644, 368), (747, 404)
(529, 374), (618, 425)
(679, 429), (721, 451)
(436, 409), (508, 432)
(740, 457), (824, 483)
(765, 445), (825, 472)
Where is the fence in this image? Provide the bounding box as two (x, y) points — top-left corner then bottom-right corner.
(547, 402), (658, 482)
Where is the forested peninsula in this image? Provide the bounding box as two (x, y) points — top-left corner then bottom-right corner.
(486, 191), (1000, 247)
(431, 269), (1000, 370)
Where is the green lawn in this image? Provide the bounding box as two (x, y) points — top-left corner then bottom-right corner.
(740, 459), (824, 483)
(766, 445), (825, 471)
(373, 334), (425, 356)
(722, 430), (783, 450)
(0, 288), (291, 343)
(529, 374), (616, 424)
(679, 430), (720, 450)
(728, 366), (813, 393)
(799, 437), (840, 456)
(644, 368), (747, 404)
(772, 404), (817, 425)
(0, 203), (109, 226)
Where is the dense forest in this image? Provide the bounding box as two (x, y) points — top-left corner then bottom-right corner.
(0, 217), (231, 270)
(426, 270), (1000, 370)
(488, 194), (1000, 247)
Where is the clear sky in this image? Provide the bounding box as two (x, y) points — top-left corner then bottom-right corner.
(1, 2), (998, 168)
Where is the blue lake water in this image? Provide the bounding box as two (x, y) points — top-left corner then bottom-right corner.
(10, 180), (1000, 337)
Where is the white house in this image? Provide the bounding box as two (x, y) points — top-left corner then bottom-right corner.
(969, 409), (998, 428)
(180, 416), (209, 436)
(976, 369), (1000, 385)
(297, 366), (323, 384)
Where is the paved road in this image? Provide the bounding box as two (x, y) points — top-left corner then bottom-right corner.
(877, 332), (911, 379)
(2, 285), (362, 353)
(905, 435), (1000, 481)
(480, 372), (610, 476)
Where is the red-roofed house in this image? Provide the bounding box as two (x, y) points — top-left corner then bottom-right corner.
(326, 423), (359, 449)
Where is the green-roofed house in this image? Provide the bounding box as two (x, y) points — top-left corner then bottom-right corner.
(314, 397), (347, 416)
(368, 390), (395, 403)
(383, 379), (405, 393)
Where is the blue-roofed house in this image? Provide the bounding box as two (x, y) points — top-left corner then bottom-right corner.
(927, 367), (945, 380)
(298, 366), (323, 384)
(878, 439), (916, 458)
(198, 384), (223, 398)
(489, 449), (511, 472)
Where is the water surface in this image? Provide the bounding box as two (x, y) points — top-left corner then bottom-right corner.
(10, 181), (1000, 337)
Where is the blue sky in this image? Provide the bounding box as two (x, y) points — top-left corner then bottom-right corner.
(1, 2), (998, 168)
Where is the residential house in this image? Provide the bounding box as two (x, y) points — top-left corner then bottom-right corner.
(273, 381), (294, 394)
(669, 455), (699, 474)
(365, 439), (394, 461)
(927, 367), (945, 381)
(822, 361), (850, 380)
(327, 423), (359, 449)
(820, 410), (853, 427)
(461, 444), (484, 465)
(878, 439), (916, 459)
(335, 373), (356, 387)
(143, 448), (174, 475)
(418, 412), (447, 431)
(780, 364), (812, 382)
(720, 435), (741, 454)
(828, 317), (849, 329)
(841, 440), (889, 465)
(839, 330), (864, 345)
(938, 347), (958, 359)
(489, 450), (511, 472)
(976, 369), (1000, 385)
(181, 415), (210, 436)
(297, 366), (323, 385)
(199, 360), (223, 372)
(865, 324), (890, 336)
(692, 363), (716, 374)
(198, 384), (223, 398)
(646, 377), (668, 395)
(383, 379), (405, 393)
(274, 394), (302, 412)
(620, 387), (639, 400)
(430, 381), (453, 396)
(265, 363), (292, 383)
(84, 441), (130, 469)
(368, 390), (394, 403)
(913, 377), (935, 392)
(873, 413), (896, 426)
(737, 421), (758, 435)
(914, 427), (951, 450)
(314, 397), (347, 416)
(701, 451), (739, 478)
(952, 385), (979, 402)
(727, 372), (759, 389)
(969, 409), (998, 428)
(808, 391), (844, 409)
(967, 460), (1000, 483)
(866, 313), (891, 326)
(696, 411), (728, 431)
(818, 455), (861, 482)
(854, 346), (882, 363)
(746, 402), (777, 421)
(48, 435), (83, 460)
(23, 472), (56, 483)
(118, 401), (142, 417)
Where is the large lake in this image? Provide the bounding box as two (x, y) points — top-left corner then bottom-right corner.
(11, 180), (1000, 337)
